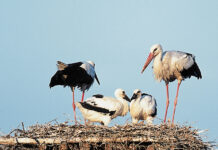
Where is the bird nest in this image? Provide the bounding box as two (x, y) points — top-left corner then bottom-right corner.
(0, 121), (215, 150)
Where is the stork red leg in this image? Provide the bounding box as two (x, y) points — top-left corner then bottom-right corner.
(81, 90), (87, 124)
(164, 83), (169, 123)
(72, 87), (77, 124)
(172, 81), (181, 123)
(81, 91), (85, 102)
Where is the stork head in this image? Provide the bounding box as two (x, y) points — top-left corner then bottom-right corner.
(150, 44), (162, 56)
(87, 61), (100, 85)
(87, 61), (95, 67)
(115, 88), (130, 102)
(141, 44), (162, 73)
(130, 89), (142, 101)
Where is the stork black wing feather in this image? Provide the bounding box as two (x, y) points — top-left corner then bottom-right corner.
(49, 62), (94, 91)
(62, 62), (93, 90)
(181, 61), (202, 79)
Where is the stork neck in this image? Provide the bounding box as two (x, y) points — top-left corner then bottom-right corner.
(153, 51), (163, 67)
(117, 97), (128, 106)
(118, 97), (129, 116)
(117, 97), (126, 103)
(154, 50), (163, 61)
(135, 96), (141, 102)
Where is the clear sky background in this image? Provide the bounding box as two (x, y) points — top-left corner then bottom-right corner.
(0, 0), (217, 142)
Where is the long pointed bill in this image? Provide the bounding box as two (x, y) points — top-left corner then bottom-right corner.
(131, 93), (137, 100)
(141, 53), (154, 74)
(123, 95), (131, 102)
(95, 74), (100, 85)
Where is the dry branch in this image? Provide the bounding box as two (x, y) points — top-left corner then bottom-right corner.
(0, 137), (158, 145)
(0, 122), (214, 149)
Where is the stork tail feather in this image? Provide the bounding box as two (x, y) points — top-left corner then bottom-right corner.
(181, 62), (202, 79)
(57, 61), (67, 71)
(193, 62), (202, 79)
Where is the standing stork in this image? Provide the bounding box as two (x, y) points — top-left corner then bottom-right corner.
(141, 44), (202, 123)
(49, 61), (100, 123)
(75, 88), (130, 126)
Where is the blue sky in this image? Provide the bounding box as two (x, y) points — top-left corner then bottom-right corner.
(0, 0), (217, 141)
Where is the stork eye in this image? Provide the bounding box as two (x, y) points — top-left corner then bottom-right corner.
(154, 48), (158, 51)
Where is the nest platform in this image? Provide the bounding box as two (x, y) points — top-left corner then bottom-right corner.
(0, 122), (214, 150)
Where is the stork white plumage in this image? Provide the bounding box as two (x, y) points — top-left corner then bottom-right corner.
(75, 88), (130, 126)
(130, 89), (157, 124)
(49, 61), (100, 123)
(141, 44), (202, 123)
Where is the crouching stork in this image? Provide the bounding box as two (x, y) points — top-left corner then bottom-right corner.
(75, 88), (130, 126)
(130, 89), (157, 124)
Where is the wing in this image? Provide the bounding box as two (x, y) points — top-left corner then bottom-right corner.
(140, 95), (157, 117)
(62, 62), (94, 87)
(164, 51), (202, 79)
(163, 51), (195, 71)
(92, 94), (104, 98)
(85, 96), (122, 112)
(79, 101), (115, 116)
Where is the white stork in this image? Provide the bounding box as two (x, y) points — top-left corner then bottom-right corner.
(49, 61), (100, 123)
(130, 89), (157, 124)
(75, 88), (130, 126)
(141, 44), (202, 123)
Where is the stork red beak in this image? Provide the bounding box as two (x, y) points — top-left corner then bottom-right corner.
(141, 53), (154, 73)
